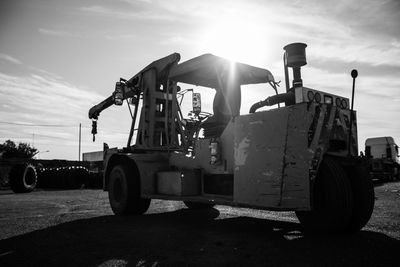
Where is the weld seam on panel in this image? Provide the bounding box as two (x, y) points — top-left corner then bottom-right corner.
(278, 112), (290, 206)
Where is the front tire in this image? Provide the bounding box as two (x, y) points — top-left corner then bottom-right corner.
(345, 164), (375, 232)
(296, 157), (353, 233)
(108, 164), (150, 215)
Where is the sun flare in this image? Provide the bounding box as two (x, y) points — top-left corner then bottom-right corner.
(199, 16), (270, 65)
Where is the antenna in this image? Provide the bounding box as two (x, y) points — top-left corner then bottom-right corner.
(348, 69), (358, 156)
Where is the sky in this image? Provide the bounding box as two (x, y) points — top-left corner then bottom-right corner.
(0, 0), (399, 160)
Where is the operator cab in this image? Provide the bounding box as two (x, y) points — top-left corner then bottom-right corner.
(170, 52), (350, 143)
(169, 54), (276, 139)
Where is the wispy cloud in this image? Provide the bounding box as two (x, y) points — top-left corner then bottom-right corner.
(121, 0), (153, 3)
(391, 39), (400, 48)
(159, 33), (195, 46)
(0, 67), (130, 159)
(1, 0), (399, 157)
(105, 34), (136, 41)
(0, 53), (22, 65)
(0, 71), (102, 131)
(38, 28), (80, 38)
(80, 5), (177, 21)
(309, 57), (400, 79)
(40, 27), (136, 42)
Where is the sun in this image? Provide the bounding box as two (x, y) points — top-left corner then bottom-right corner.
(198, 16), (269, 65)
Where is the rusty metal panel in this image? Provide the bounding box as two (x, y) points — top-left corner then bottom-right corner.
(234, 109), (289, 207)
(234, 104), (313, 210)
(280, 104), (313, 209)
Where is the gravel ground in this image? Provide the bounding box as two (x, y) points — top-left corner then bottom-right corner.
(0, 181), (399, 266)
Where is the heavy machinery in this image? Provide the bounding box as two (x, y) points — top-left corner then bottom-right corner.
(365, 136), (400, 181)
(88, 43), (374, 233)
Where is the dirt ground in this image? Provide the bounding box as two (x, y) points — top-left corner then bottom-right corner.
(0, 181), (399, 267)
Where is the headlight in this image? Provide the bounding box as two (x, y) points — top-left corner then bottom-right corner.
(324, 95), (333, 105)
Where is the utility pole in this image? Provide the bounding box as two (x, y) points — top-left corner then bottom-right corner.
(78, 123), (81, 161)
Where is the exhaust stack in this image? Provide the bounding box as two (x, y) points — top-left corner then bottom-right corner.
(283, 43), (307, 92)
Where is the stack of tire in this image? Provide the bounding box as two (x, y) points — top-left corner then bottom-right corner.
(9, 163), (38, 193)
(87, 172), (103, 189)
(37, 166), (89, 189)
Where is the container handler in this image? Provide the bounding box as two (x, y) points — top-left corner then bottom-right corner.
(88, 43), (374, 233)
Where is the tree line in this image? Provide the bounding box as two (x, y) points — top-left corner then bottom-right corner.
(0, 140), (37, 159)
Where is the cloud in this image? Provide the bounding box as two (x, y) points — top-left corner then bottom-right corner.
(38, 28), (80, 38)
(121, 0), (153, 3)
(0, 66), (132, 159)
(329, 0), (400, 38)
(159, 33), (196, 46)
(392, 39), (400, 48)
(0, 53), (22, 65)
(79, 5), (178, 21)
(309, 57), (400, 78)
(2, 0), (399, 157)
(76, 0), (400, 69)
(105, 34), (136, 40)
(39, 27), (136, 42)
(0, 71), (103, 129)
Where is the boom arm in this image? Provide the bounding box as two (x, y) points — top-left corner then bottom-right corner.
(88, 53), (181, 120)
(88, 77), (140, 120)
(88, 53), (181, 142)
(88, 95), (114, 120)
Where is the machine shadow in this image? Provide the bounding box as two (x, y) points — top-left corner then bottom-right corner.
(0, 208), (398, 266)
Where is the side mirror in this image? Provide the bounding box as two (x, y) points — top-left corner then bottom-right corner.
(192, 93), (201, 114)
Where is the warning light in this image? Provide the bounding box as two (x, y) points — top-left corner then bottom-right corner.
(324, 95), (333, 105)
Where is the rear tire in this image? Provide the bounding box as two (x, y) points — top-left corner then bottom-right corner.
(345, 164), (375, 232)
(184, 201), (215, 209)
(9, 163), (37, 193)
(296, 157), (353, 233)
(108, 164), (150, 215)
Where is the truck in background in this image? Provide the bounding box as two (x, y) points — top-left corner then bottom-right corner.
(365, 136), (400, 181)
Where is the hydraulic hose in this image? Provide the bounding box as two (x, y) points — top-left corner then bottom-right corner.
(249, 92), (295, 113)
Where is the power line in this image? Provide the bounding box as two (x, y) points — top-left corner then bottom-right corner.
(0, 121), (78, 127)
(0, 121), (130, 134)
(0, 121), (121, 131)
(0, 132), (69, 140)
